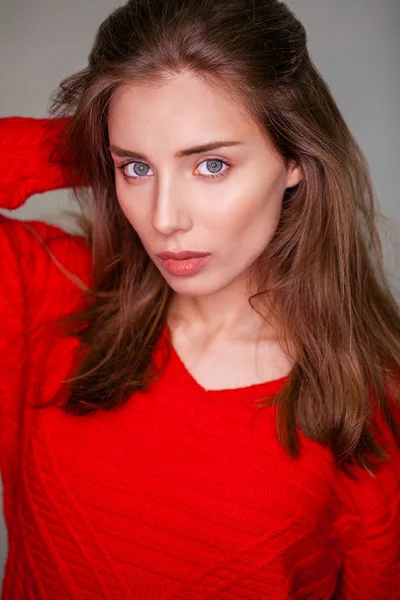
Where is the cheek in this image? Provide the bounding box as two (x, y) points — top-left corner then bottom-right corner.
(115, 184), (150, 233)
(207, 183), (284, 248)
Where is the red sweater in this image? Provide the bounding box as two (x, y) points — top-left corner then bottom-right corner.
(0, 117), (399, 599)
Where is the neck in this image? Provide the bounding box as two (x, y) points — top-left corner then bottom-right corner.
(167, 274), (278, 343)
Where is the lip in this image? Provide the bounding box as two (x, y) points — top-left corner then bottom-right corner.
(156, 250), (210, 260)
(157, 254), (211, 276)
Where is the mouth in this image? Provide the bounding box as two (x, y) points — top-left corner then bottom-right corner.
(156, 253), (211, 276)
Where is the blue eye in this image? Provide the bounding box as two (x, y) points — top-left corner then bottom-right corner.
(196, 158), (228, 178)
(119, 161), (153, 178)
(117, 157), (231, 180)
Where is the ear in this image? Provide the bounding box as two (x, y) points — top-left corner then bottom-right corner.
(285, 161), (303, 189)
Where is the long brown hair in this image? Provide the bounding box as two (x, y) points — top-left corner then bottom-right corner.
(42, 0), (400, 470)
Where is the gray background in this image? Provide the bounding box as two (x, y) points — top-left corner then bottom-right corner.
(1, 0), (399, 590)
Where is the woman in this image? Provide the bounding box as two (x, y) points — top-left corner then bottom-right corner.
(1, 0), (399, 598)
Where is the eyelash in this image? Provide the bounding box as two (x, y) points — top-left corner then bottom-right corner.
(116, 157), (232, 180)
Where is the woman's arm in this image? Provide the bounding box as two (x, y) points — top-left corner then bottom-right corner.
(0, 116), (90, 353)
(333, 401), (400, 598)
(0, 117), (91, 473)
(0, 116), (73, 210)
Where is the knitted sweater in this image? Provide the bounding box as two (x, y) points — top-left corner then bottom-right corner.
(0, 117), (399, 599)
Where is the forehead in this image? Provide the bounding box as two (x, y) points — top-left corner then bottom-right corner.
(107, 72), (260, 144)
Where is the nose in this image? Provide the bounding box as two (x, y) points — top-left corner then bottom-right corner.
(151, 174), (192, 236)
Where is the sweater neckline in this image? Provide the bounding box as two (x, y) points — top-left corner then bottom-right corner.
(163, 324), (290, 397)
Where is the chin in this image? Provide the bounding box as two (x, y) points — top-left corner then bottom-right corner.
(165, 274), (233, 298)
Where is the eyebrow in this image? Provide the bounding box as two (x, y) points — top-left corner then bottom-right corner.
(109, 140), (242, 161)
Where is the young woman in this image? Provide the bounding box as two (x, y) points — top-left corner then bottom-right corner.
(1, 0), (399, 598)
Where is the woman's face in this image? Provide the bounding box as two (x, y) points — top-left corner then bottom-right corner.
(108, 72), (302, 296)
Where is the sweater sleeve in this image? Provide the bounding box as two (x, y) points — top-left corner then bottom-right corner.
(0, 117), (91, 473)
(0, 116), (76, 210)
(0, 115), (89, 340)
(0, 115), (90, 340)
(332, 400), (400, 599)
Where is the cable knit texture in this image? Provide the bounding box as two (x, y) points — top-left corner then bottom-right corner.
(0, 117), (399, 599)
